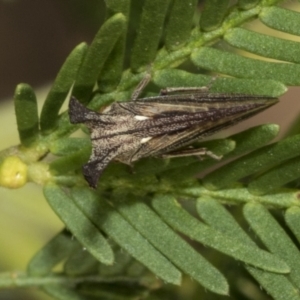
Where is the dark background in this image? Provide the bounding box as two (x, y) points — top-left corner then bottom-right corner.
(0, 0), (106, 101)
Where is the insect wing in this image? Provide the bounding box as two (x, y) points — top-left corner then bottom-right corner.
(123, 95), (278, 160)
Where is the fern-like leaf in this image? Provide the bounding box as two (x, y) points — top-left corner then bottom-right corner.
(2, 1), (300, 299)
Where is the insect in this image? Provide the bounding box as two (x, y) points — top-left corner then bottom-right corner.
(69, 81), (278, 188)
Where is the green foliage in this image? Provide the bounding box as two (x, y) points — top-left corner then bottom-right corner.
(40, 43), (88, 133)
(14, 84), (39, 147)
(3, 0), (300, 299)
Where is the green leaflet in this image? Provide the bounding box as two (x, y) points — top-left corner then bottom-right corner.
(285, 207), (300, 246)
(98, 0), (130, 92)
(203, 135), (300, 190)
(248, 156), (300, 195)
(113, 195), (229, 295)
(225, 28), (300, 64)
(28, 230), (78, 276)
(73, 13), (127, 103)
(49, 138), (90, 156)
(130, 0), (171, 71)
(238, 0), (260, 9)
(200, 0), (230, 31)
(164, 0), (198, 50)
(152, 194), (289, 274)
(64, 245), (99, 276)
(49, 145), (91, 174)
(14, 84), (39, 147)
(71, 188), (182, 285)
(224, 124), (280, 159)
(244, 203), (300, 290)
(40, 43), (87, 133)
(181, 185), (299, 208)
(44, 184), (114, 266)
(197, 198), (300, 300)
(260, 6), (300, 36)
(191, 47), (300, 85)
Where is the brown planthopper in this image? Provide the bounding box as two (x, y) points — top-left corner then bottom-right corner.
(69, 79), (278, 188)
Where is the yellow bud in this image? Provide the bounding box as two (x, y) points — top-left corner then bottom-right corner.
(0, 156), (28, 188)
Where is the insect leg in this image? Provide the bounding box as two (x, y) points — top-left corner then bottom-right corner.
(131, 73), (152, 100)
(159, 76), (218, 95)
(161, 147), (222, 160)
(159, 87), (209, 95)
